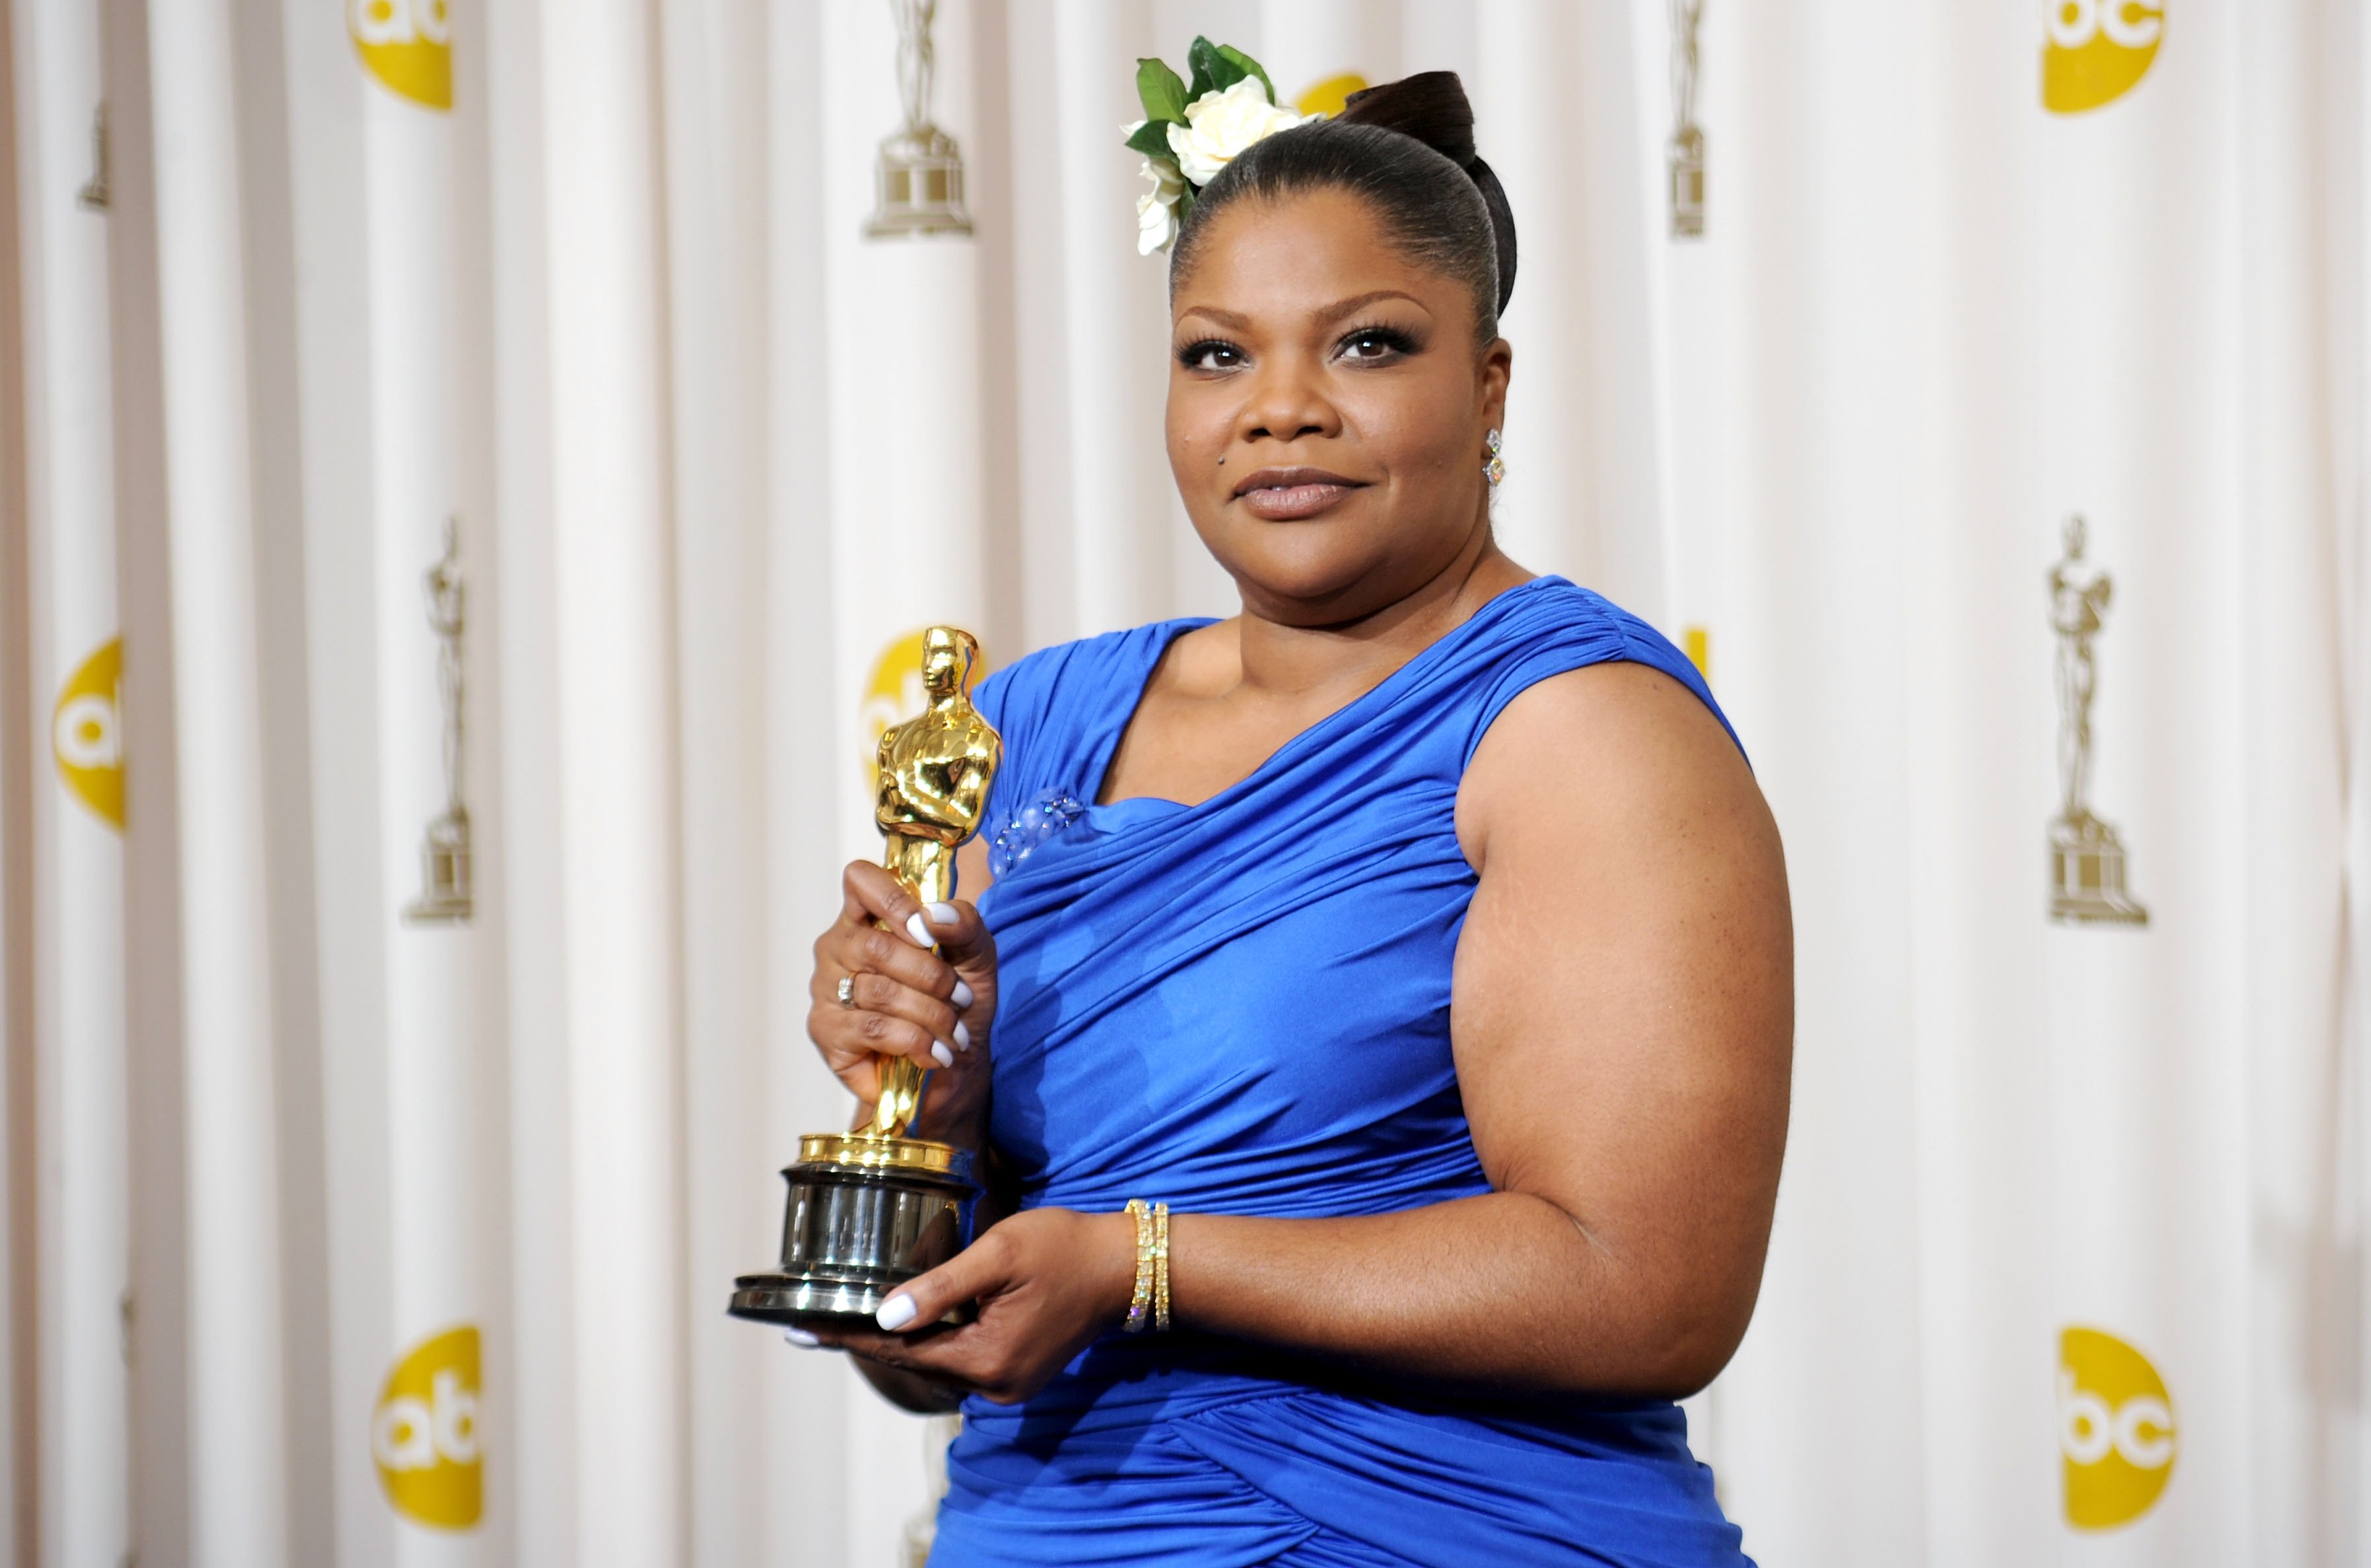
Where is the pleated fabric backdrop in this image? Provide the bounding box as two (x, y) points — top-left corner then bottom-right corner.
(0, 3), (2363, 1567)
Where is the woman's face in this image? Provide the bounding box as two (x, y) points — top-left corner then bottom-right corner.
(1166, 186), (1512, 627)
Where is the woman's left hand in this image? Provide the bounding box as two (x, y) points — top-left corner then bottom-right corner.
(805, 1206), (1138, 1404)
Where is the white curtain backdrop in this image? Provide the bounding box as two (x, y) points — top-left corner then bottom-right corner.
(0, 3), (2363, 1566)
(8, 3), (130, 1566)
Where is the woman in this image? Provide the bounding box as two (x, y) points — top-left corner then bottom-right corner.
(802, 71), (1791, 1567)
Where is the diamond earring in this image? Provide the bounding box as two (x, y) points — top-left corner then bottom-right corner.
(1483, 428), (1506, 488)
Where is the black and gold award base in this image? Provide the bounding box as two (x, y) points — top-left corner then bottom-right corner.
(727, 1132), (977, 1323)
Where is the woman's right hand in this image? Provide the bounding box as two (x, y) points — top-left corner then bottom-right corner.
(807, 860), (999, 1142)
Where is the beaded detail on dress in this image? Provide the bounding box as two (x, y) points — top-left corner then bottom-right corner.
(987, 788), (1086, 878)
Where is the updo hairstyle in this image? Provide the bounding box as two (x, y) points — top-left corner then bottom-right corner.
(1169, 71), (1518, 346)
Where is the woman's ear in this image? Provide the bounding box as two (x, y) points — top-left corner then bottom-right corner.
(1481, 337), (1512, 430)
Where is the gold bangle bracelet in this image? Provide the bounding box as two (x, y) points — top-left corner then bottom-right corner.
(1123, 1198), (1155, 1333)
(1153, 1202), (1171, 1332)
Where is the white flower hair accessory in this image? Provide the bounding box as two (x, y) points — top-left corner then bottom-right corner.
(1122, 38), (1315, 256)
(1134, 156), (1186, 255)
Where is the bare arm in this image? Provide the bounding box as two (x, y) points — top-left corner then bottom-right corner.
(820, 663), (1791, 1403)
(1151, 664), (1790, 1396)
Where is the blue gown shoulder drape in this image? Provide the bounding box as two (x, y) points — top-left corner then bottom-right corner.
(931, 576), (1754, 1568)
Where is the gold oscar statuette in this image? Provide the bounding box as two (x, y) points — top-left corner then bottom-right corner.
(729, 626), (1003, 1323)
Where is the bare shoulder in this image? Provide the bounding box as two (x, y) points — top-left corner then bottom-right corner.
(1151, 617), (1243, 699)
(1454, 660), (1772, 874)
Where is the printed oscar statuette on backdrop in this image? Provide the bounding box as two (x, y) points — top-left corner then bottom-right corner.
(729, 627), (1001, 1323)
(1667, 0), (1706, 239)
(865, 0), (972, 238)
(407, 519), (473, 923)
(2048, 516), (2147, 926)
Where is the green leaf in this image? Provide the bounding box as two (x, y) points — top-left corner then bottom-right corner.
(1124, 118), (1175, 159)
(1135, 57), (1189, 125)
(1187, 36), (1242, 100)
(1215, 45), (1275, 105)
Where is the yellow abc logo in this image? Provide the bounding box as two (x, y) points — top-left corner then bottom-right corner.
(53, 637), (123, 830)
(861, 627), (988, 781)
(1294, 73), (1369, 119)
(2059, 1325), (2176, 1530)
(1683, 626), (1712, 682)
(372, 1324), (481, 1530)
(2043, 0), (2165, 114)
(350, 0), (452, 111)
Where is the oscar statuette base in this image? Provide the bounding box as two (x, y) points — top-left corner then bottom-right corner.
(727, 1132), (977, 1324)
(2050, 814), (2149, 927)
(403, 812), (473, 923)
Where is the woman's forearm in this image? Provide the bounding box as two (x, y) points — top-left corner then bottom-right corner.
(1168, 1192), (1747, 1401)
(811, 1189), (1754, 1408)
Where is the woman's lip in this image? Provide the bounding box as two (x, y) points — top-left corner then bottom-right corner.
(1232, 467), (1358, 497)
(1232, 468), (1368, 520)
(1238, 482), (1356, 521)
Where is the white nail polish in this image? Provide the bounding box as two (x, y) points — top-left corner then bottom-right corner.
(931, 1041), (954, 1068)
(953, 1020), (971, 1051)
(927, 901), (958, 928)
(905, 911), (934, 947)
(951, 978), (975, 1009)
(876, 1294), (919, 1331)
(782, 1326), (820, 1348)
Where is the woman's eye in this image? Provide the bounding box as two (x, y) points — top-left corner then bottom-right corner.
(1338, 328), (1413, 362)
(1179, 341), (1243, 371)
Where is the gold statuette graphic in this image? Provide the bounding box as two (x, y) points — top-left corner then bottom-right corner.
(77, 104), (108, 211)
(2048, 516), (2146, 926)
(407, 519), (472, 923)
(1668, 0), (1706, 239)
(866, 0), (972, 238)
(729, 626), (1001, 1323)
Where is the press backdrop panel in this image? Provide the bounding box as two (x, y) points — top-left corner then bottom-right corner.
(0, 3), (2360, 1566)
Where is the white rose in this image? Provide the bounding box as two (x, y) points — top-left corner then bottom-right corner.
(1128, 158), (1186, 255)
(1135, 157), (1186, 255)
(1164, 75), (1305, 187)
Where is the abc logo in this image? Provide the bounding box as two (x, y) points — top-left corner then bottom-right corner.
(52, 637), (123, 830)
(349, 0), (451, 111)
(373, 1324), (481, 1530)
(2059, 1325), (2176, 1530)
(1293, 73), (1370, 120)
(861, 628), (988, 785)
(2043, 1), (2166, 114)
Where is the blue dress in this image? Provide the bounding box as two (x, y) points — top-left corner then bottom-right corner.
(939, 576), (1753, 1567)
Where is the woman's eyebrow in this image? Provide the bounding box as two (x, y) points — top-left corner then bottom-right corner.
(1177, 291), (1429, 333)
(1176, 304), (1250, 329)
(1315, 289), (1425, 325)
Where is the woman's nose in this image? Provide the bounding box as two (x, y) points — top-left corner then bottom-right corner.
(1238, 358), (1339, 445)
